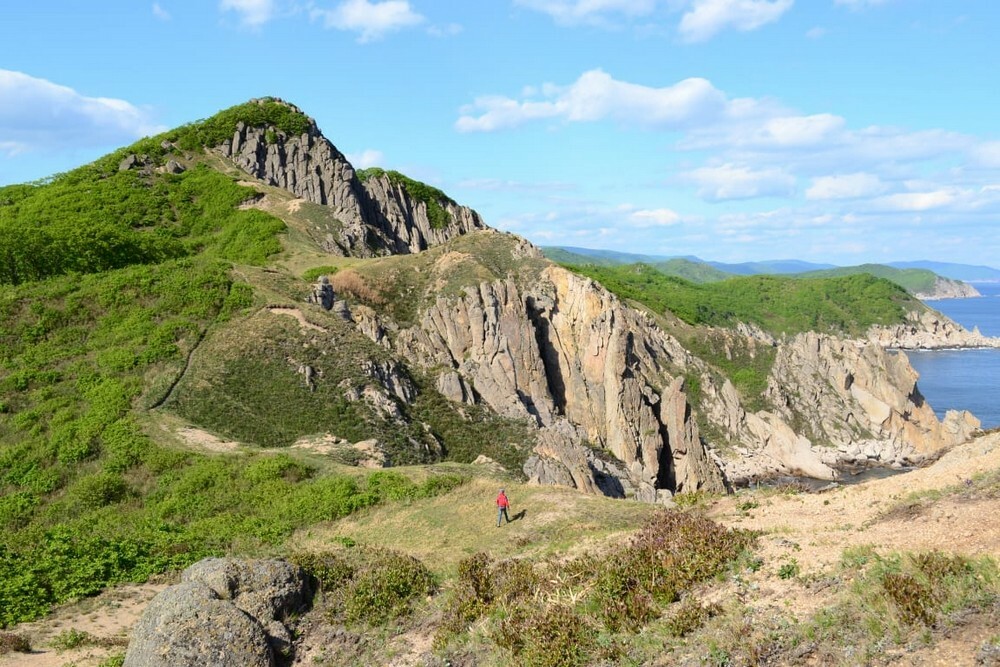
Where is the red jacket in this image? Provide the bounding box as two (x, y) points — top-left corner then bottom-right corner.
(496, 492), (509, 508)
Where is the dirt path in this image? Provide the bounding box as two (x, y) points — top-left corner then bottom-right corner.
(0, 584), (166, 667)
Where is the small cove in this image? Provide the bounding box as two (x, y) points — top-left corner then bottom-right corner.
(907, 281), (1000, 429)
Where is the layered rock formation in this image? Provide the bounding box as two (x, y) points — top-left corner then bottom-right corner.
(393, 261), (726, 502)
(216, 101), (484, 257)
(867, 308), (1000, 349)
(212, 100), (983, 497)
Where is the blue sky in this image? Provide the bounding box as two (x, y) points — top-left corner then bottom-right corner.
(2, 0), (999, 266)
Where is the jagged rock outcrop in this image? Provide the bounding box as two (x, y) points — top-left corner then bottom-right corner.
(124, 558), (311, 667)
(868, 308), (1000, 349)
(393, 263), (726, 500)
(759, 332), (979, 468)
(914, 276), (981, 300)
(217, 101), (484, 256)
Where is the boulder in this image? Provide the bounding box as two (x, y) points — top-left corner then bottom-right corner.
(124, 558), (311, 667)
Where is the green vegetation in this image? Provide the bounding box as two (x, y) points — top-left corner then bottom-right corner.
(797, 263), (941, 295)
(433, 511), (755, 666)
(171, 98), (313, 152)
(293, 545), (436, 625)
(563, 262), (915, 338)
(797, 548), (999, 659)
(0, 161), (285, 286)
(356, 167), (454, 229)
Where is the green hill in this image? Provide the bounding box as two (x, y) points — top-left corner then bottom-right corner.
(795, 263), (940, 295)
(559, 262), (919, 338)
(0, 99), (526, 627)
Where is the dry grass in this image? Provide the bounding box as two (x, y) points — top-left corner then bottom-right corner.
(289, 476), (656, 578)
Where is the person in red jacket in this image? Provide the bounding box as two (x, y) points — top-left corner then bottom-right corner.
(496, 488), (511, 527)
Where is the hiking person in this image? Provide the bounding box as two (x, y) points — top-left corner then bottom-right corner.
(496, 488), (511, 527)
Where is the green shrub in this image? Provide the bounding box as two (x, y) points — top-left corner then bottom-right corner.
(50, 628), (93, 651)
(778, 559), (800, 580)
(663, 596), (720, 637)
(495, 604), (605, 667)
(344, 550), (435, 624)
(587, 511), (754, 632)
(99, 653), (126, 667)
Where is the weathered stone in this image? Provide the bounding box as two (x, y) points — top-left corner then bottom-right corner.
(165, 159), (185, 174)
(123, 581), (273, 667)
(124, 558), (312, 667)
(868, 308), (1000, 349)
(218, 113), (484, 257)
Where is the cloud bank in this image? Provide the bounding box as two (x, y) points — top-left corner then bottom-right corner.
(0, 70), (162, 156)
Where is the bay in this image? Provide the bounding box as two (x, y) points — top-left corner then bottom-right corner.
(906, 282), (1000, 429)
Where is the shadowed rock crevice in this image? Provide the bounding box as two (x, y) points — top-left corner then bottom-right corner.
(525, 294), (567, 416)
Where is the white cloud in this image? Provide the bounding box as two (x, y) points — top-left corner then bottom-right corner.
(806, 172), (885, 200)
(346, 149), (383, 169)
(512, 0), (658, 25)
(973, 141), (1000, 168)
(686, 163), (796, 200)
(874, 190), (958, 211)
(0, 70), (162, 155)
(805, 26), (826, 38)
(220, 0), (275, 27)
(152, 3), (171, 20)
(311, 0), (424, 42)
(678, 0), (794, 42)
(457, 69), (726, 132)
(629, 208), (682, 226)
(757, 114), (845, 147)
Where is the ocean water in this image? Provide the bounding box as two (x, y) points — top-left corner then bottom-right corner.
(905, 282), (1000, 429)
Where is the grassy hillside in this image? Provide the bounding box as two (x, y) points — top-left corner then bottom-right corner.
(563, 262), (918, 338)
(796, 263), (941, 294)
(651, 257), (732, 283)
(542, 247), (731, 283)
(0, 101), (533, 627)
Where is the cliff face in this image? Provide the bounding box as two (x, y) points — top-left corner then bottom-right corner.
(218, 121), (484, 257)
(915, 276), (981, 300)
(392, 261), (726, 502)
(332, 232), (987, 497)
(209, 101), (981, 498)
(867, 308), (1000, 349)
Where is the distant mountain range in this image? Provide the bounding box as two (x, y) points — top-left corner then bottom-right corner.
(541, 246), (994, 297)
(886, 261), (1000, 282)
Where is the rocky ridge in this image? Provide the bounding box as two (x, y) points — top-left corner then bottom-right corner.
(867, 307), (1000, 349)
(206, 100), (984, 497)
(344, 242), (979, 497)
(915, 275), (982, 300)
(217, 100), (484, 257)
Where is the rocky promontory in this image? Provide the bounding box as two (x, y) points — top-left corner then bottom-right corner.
(867, 308), (1000, 349)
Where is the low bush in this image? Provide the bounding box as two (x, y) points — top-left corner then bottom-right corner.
(294, 546), (435, 626)
(0, 631), (30, 654)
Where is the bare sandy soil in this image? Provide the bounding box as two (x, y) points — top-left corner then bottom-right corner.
(709, 431), (1000, 666)
(0, 584), (166, 667)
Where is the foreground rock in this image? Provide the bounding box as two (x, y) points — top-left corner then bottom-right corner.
(124, 558), (311, 667)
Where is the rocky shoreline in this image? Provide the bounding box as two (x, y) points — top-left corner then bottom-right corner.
(867, 308), (1000, 350)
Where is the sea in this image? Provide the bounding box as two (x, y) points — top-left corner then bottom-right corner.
(905, 281), (1000, 429)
